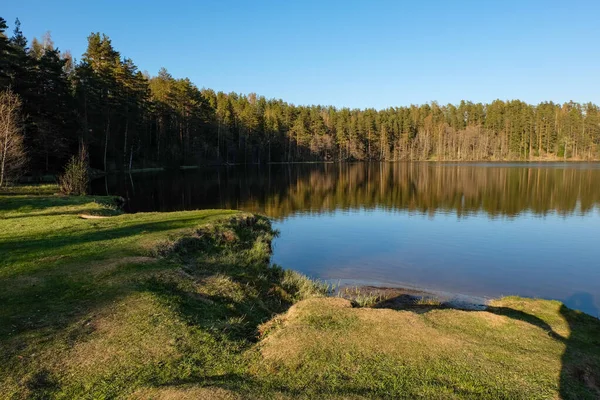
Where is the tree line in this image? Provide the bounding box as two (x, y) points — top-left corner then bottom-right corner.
(1, 16), (600, 181)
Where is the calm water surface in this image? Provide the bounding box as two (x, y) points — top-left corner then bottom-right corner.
(91, 163), (600, 316)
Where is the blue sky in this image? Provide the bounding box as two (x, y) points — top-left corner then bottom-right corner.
(3, 0), (599, 109)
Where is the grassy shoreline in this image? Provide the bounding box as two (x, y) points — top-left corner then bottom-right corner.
(1, 186), (599, 399)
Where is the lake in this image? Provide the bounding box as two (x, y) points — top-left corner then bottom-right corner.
(91, 163), (600, 317)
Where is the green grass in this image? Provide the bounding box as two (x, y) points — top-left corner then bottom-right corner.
(255, 298), (600, 399)
(0, 183), (58, 196)
(1, 185), (599, 399)
(0, 187), (326, 399)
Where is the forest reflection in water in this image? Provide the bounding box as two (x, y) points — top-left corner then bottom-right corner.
(93, 162), (600, 316)
(95, 162), (600, 218)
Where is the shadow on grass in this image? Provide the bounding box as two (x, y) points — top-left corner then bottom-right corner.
(0, 212), (307, 398)
(152, 371), (387, 399)
(0, 208), (120, 220)
(0, 195), (107, 214)
(142, 216), (295, 343)
(0, 213), (228, 339)
(0, 216), (220, 273)
(559, 293), (600, 399)
(374, 292), (600, 399)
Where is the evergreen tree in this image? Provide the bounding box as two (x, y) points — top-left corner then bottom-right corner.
(2, 15), (600, 177)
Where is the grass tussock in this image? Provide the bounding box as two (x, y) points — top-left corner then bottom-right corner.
(337, 286), (444, 309)
(1, 188), (599, 399)
(253, 297), (600, 399)
(280, 269), (332, 302)
(338, 286), (390, 307)
(0, 192), (323, 398)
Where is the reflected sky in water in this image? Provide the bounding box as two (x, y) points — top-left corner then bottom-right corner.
(92, 163), (600, 316)
(273, 209), (600, 316)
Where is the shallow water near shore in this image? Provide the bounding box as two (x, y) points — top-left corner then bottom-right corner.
(92, 162), (600, 316)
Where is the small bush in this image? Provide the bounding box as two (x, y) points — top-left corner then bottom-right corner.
(59, 146), (89, 195)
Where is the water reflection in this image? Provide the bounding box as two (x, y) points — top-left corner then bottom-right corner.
(94, 162), (600, 218)
(92, 163), (600, 316)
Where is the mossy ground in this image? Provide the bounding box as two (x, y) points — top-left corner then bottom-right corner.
(1, 186), (599, 399)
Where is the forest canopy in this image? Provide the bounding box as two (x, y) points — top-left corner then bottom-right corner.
(1, 17), (599, 175)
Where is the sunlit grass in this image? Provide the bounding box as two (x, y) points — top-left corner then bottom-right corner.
(254, 296), (600, 399)
(0, 192), (295, 398)
(0, 183), (58, 196)
(1, 189), (599, 399)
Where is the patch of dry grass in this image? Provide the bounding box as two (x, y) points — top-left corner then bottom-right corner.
(252, 296), (600, 399)
(63, 293), (183, 376)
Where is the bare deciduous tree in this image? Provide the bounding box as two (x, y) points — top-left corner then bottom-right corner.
(0, 90), (26, 187)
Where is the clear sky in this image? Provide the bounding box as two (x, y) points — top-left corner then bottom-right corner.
(3, 0), (599, 109)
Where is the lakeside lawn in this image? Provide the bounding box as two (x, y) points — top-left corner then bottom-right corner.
(1, 186), (599, 399)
